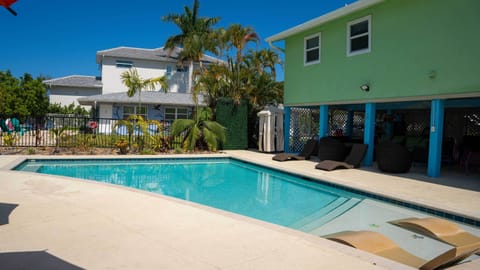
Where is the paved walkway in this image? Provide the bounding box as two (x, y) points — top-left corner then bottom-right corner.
(0, 152), (478, 269)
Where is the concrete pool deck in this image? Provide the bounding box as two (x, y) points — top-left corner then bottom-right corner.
(0, 151), (479, 269)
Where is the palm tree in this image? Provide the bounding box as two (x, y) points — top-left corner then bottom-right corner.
(171, 107), (226, 152)
(121, 68), (168, 111)
(226, 24), (259, 63)
(244, 48), (282, 80)
(162, 0), (219, 93)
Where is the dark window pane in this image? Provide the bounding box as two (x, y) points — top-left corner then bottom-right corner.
(351, 35), (369, 52)
(306, 49), (319, 62)
(350, 20), (368, 37)
(306, 37), (319, 49)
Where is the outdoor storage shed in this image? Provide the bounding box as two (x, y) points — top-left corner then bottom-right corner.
(258, 106), (284, 152)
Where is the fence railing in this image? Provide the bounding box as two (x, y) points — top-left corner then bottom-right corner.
(0, 116), (182, 151)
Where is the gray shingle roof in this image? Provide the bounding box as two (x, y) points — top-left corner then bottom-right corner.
(43, 76), (103, 88)
(77, 91), (205, 107)
(96, 46), (220, 65)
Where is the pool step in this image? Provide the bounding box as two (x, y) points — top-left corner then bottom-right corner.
(289, 197), (347, 230)
(20, 165), (42, 173)
(291, 197), (362, 232)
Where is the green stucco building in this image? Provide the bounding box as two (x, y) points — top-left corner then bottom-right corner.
(267, 0), (480, 177)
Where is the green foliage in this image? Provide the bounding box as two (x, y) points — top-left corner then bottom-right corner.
(171, 107), (226, 152)
(49, 126), (68, 150)
(121, 68), (169, 112)
(47, 103), (90, 116)
(148, 134), (170, 152)
(216, 98), (248, 150)
(0, 71), (49, 119)
(2, 133), (18, 147)
(27, 147), (36, 155)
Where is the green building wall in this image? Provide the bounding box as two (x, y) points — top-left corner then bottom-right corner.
(283, 0), (480, 106)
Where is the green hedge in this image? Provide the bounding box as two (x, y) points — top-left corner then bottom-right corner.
(216, 98), (248, 150)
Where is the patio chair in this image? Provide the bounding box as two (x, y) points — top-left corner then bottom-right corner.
(376, 141), (412, 173)
(390, 217), (480, 249)
(315, 143), (367, 171)
(272, 139), (317, 161)
(325, 230), (480, 270)
(317, 137), (347, 162)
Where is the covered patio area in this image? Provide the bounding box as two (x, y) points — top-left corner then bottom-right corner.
(283, 97), (480, 178)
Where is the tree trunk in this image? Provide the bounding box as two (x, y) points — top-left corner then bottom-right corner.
(188, 61), (194, 93)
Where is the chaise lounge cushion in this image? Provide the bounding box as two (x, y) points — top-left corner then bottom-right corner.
(272, 139), (318, 162)
(315, 143), (367, 171)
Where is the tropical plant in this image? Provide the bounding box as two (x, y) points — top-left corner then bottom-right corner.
(2, 133), (17, 147)
(47, 102), (90, 116)
(244, 48), (282, 80)
(162, 0), (219, 92)
(225, 24), (259, 63)
(113, 115), (164, 153)
(121, 67), (168, 110)
(171, 107), (226, 151)
(49, 126), (68, 153)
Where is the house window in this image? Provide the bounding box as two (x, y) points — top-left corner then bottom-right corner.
(176, 66), (189, 72)
(165, 107), (189, 121)
(123, 105), (147, 119)
(304, 33), (321, 65)
(116, 60), (133, 68)
(347, 15), (371, 56)
(166, 65), (172, 79)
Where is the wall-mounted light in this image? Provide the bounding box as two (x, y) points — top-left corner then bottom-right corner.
(360, 84), (370, 92)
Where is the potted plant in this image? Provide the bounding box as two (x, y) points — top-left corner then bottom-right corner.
(115, 138), (129, 154)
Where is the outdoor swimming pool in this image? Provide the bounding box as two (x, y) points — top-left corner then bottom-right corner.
(14, 157), (480, 232)
(15, 157), (365, 228)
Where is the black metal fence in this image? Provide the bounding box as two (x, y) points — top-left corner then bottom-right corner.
(0, 115), (182, 151)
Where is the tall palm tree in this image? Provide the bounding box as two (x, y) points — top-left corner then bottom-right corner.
(162, 0), (219, 93)
(226, 24), (259, 63)
(121, 68), (168, 112)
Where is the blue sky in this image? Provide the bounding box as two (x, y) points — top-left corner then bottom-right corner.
(0, 0), (355, 81)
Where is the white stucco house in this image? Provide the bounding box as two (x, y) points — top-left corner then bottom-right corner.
(43, 75), (103, 108)
(44, 46), (220, 122)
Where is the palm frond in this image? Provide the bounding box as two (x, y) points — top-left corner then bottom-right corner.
(202, 127), (218, 151)
(171, 119), (195, 137)
(203, 120), (226, 144)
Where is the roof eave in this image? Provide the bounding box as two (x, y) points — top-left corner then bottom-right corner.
(265, 0), (384, 43)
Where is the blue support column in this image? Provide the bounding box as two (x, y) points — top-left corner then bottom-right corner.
(284, 106), (291, 153)
(319, 105), (329, 138)
(428, 99), (445, 178)
(346, 111), (354, 137)
(363, 103), (376, 166)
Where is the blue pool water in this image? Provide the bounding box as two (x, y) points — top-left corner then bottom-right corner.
(15, 158), (365, 228)
(14, 157), (480, 231)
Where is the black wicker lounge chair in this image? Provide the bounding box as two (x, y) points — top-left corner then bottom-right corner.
(376, 141), (412, 173)
(272, 139), (318, 161)
(315, 143), (367, 171)
(317, 137), (347, 162)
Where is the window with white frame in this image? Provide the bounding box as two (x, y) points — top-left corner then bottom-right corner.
(347, 15), (371, 56)
(123, 105), (147, 119)
(304, 33), (321, 65)
(165, 107), (189, 121)
(166, 65), (172, 79)
(116, 60), (133, 68)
